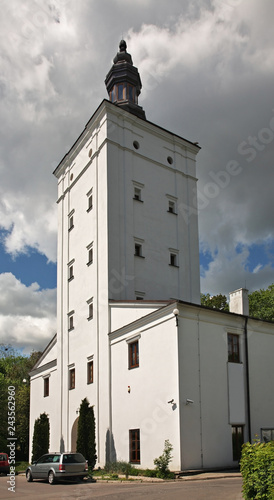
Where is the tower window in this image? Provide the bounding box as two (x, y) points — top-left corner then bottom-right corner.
(68, 264), (74, 281)
(118, 84), (124, 100)
(134, 187), (142, 201)
(68, 215), (74, 231)
(170, 253), (178, 267)
(68, 313), (74, 331)
(69, 368), (75, 390)
(44, 377), (49, 397)
(133, 141), (140, 150)
(168, 201), (176, 213)
(87, 194), (93, 212)
(87, 360), (93, 384)
(88, 302), (93, 320)
(87, 244), (93, 265)
(129, 341), (139, 369)
(135, 243), (142, 257)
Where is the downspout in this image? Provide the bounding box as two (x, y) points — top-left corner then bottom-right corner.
(244, 316), (251, 442)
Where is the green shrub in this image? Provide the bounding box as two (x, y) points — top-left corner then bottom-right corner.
(154, 439), (173, 479)
(240, 440), (274, 499)
(32, 412), (49, 462)
(104, 460), (135, 478)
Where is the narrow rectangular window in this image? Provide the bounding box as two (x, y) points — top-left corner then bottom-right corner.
(129, 429), (140, 463)
(87, 247), (93, 265)
(44, 377), (49, 397)
(69, 215), (74, 231)
(68, 264), (74, 281)
(135, 244), (142, 257)
(129, 341), (139, 369)
(87, 195), (93, 211)
(170, 253), (177, 266)
(168, 200), (175, 213)
(118, 83), (124, 100)
(88, 303), (93, 320)
(69, 368), (75, 390)
(228, 334), (240, 363)
(232, 425), (244, 461)
(87, 361), (93, 384)
(68, 315), (74, 331)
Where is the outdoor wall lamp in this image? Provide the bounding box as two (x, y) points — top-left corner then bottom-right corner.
(173, 308), (179, 326)
(186, 399), (194, 405)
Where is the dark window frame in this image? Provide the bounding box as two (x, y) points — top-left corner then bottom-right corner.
(232, 425), (244, 461)
(44, 377), (49, 397)
(228, 333), (240, 363)
(129, 429), (140, 463)
(69, 368), (75, 390)
(129, 341), (139, 369)
(87, 360), (93, 385)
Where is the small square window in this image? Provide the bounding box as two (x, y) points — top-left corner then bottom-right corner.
(228, 334), (240, 363)
(134, 188), (142, 201)
(129, 341), (139, 369)
(69, 368), (75, 390)
(135, 244), (142, 257)
(170, 253), (177, 266)
(69, 215), (74, 231)
(168, 201), (175, 213)
(129, 429), (140, 463)
(87, 361), (93, 384)
(44, 377), (49, 397)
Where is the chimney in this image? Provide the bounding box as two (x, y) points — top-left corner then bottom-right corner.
(229, 288), (249, 316)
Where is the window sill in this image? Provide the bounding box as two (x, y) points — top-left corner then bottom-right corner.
(169, 264), (179, 268)
(134, 255), (145, 258)
(167, 210), (177, 215)
(133, 198), (143, 203)
(87, 261), (93, 266)
(69, 387), (75, 391)
(87, 316), (93, 321)
(68, 276), (74, 282)
(68, 327), (74, 332)
(68, 225), (74, 232)
(129, 365), (139, 370)
(87, 206), (93, 213)
(87, 381), (94, 385)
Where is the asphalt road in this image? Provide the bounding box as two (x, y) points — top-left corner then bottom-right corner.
(0, 474), (243, 500)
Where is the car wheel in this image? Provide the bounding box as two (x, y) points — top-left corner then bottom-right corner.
(48, 471), (55, 485)
(26, 469), (33, 482)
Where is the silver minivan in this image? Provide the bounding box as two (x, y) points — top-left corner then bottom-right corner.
(26, 452), (88, 484)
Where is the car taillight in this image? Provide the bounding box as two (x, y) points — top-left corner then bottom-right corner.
(59, 464), (66, 471)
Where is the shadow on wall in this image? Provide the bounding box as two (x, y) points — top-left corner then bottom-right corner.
(60, 435), (65, 453)
(105, 429), (117, 464)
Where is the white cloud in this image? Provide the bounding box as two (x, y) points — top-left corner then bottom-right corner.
(0, 273), (56, 353)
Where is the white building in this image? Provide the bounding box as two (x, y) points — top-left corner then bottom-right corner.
(29, 41), (274, 471)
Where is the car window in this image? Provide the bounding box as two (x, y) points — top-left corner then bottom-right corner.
(0, 454), (8, 461)
(52, 456), (60, 463)
(63, 453), (85, 464)
(36, 455), (48, 464)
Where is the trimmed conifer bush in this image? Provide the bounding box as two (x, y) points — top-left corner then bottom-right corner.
(31, 412), (50, 462)
(76, 397), (97, 470)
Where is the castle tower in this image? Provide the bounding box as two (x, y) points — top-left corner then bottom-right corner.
(52, 40), (201, 461)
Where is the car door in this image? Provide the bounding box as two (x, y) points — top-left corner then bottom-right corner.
(31, 455), (48, 479)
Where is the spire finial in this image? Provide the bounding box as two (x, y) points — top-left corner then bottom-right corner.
(119, 39), (127, 52)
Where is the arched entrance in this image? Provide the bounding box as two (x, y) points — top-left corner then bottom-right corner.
(71, 417), (79, 452)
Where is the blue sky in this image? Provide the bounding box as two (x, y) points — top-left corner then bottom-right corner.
(0, 0), (274, 353)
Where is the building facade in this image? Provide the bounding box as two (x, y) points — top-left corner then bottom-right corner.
(29, 41), (274, 470)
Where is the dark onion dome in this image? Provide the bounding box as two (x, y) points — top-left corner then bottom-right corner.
(105, 40), (146, 120)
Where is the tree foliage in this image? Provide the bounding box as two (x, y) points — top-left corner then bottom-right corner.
(154, 439), (173, 478)
(76, 397), (97, 470)
(240, 440), (274, 499)
(32, 412), (50, 462)
(248, 284), (274, 322)
(201, 293), (229, 311)
(0, 345), (41, 460)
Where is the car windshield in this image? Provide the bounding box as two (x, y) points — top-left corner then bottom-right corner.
(62, 453), (85, 464)
(0, 455), (8, 461)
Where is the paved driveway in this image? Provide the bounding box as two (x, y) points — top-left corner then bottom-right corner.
(0, 474), (243, 500)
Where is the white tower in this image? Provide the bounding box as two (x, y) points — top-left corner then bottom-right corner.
(53, 40), (201, 461)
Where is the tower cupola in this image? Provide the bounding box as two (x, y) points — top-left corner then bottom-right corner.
(105, 40), (146, 120)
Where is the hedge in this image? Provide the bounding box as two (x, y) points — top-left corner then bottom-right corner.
(240, 440), (274, 500)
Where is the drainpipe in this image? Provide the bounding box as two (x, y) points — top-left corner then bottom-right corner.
(244, 316), (251, 442)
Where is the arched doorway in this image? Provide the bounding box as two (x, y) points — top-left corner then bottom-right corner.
(71, 417), (79, 452)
